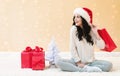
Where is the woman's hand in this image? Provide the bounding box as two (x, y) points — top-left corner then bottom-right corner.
(91, 25), (98, 35)
(91, 24), (101, 40)
(76, 61), (85, 68)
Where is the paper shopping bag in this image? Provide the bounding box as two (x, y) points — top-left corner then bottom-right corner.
(98, 28), (117, 52)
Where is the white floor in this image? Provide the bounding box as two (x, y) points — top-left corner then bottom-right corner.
(0, 52), (120, 76)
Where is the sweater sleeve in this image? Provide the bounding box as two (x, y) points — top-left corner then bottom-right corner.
(91, 31), (105, 49)
(70, 26), (81, 62)
(95, 38), (105, 49)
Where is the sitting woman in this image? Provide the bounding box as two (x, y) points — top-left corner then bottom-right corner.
(55, 7), (112, 72)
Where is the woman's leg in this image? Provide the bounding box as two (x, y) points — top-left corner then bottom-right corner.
(88, 60), (113, 72)
(55, 58), (81, 72)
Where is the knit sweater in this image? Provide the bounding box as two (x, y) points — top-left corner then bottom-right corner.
(70, 26), (105, 64)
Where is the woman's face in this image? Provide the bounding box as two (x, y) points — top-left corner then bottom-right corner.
(74, 14), (82, 27)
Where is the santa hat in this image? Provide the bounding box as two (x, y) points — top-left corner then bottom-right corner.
(73, 7), (93, 24)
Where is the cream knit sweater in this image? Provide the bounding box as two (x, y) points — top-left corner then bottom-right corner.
(70, 26), (105, 64)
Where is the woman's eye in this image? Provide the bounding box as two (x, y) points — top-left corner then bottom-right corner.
(77, 16), (80, 18)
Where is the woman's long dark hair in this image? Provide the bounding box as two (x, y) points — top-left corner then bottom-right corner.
(73, 16), (94, 45)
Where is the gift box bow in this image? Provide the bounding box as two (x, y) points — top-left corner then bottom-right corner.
(23, 46), (33, 52)
(33, 46), (44, 52)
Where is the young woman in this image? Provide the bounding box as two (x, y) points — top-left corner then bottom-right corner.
(55, 7), (112, 72)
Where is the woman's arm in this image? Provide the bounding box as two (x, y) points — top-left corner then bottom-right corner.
(91, 25), (105, 49)
(70, 26), (81, 62)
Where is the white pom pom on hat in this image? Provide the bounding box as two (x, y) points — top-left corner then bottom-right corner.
(73, 7), (93, 24)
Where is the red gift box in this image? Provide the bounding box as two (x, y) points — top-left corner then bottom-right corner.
(21, 46), (33, 68)
(98, 28), (117, 52)
(32, 46), (45, 70)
